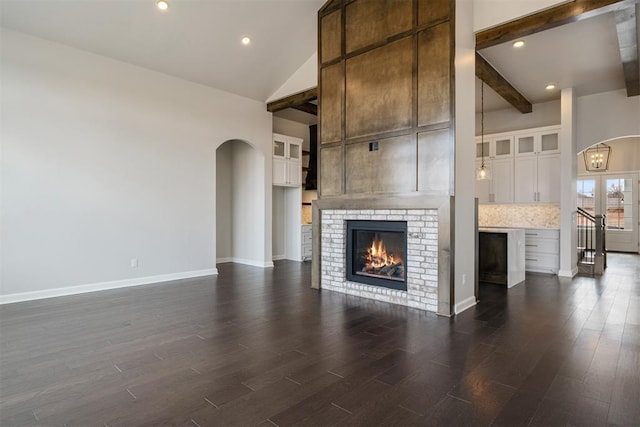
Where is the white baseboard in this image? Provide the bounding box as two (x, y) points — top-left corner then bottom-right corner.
(558, 267), (578, 278)
(217, 257), (274, 268)
(454, 296), (477, 314)
(0, 268), (218, 305)
(272, 254), (286, 261)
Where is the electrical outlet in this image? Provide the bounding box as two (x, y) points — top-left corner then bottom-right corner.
(462, 274), (466, 285)
(131, 258), (138, 268)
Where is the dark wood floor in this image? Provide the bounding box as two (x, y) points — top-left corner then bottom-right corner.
(1, 254), (638, 426)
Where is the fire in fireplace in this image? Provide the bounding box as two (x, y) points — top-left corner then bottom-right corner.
(346, 220), (407, 291)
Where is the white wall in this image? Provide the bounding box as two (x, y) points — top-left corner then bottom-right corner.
(473, 0), (569, 32)
(216, 142), (233, 260)
(477, 99), (560, 135)
(231, 141), (267, 265)
(578, 137), (640, 174)
(273, 117), (310, 150)
(266, 52), (317, 103)
(272, 187), (286, 259)
(0, 29), (273, 301)
(577, 90), (640, 153)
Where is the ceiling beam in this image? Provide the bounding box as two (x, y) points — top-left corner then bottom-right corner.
(292, 102), (318, 115)
(476, 0), (639, 50)
(476, 53), (533, 113)
(614, 4), (640, 96)
(266, 87), (318, 113)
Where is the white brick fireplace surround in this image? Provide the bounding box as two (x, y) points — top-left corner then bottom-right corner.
(321, 209), (439, 312)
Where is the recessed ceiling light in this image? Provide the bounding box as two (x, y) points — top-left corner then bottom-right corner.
(241, 37), (251, 45)
(513, 40), (525, 48)
(545, 84), (556, 90)
(156, 0), (169, 11)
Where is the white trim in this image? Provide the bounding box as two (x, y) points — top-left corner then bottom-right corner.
(217, 257), (274, 268)
(272, 254), (286, 261)
(0, 268), (218, 305)
(454, 296), (477, 314)
(558, 267), (578, 278)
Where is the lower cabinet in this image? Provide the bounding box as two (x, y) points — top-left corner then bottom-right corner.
(524, 228), (559, 274)
(301, 225), (312, 261)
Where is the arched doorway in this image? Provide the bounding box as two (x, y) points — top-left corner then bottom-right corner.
(215, 139), (266, 265)
(577, 136), (640, 253)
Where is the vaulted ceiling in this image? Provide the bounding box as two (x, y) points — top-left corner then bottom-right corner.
(1, 0), (637, 115)
(0, 0), (324, 102)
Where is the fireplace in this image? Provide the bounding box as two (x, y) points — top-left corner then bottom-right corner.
(318, 208), (439, 312)
(346, 220), (407, 291)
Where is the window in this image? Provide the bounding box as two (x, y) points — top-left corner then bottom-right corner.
(577, 179), (595, 226)
(606, 178), (632, 230)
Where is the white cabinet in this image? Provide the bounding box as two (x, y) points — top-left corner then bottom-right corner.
(475, 136), (514, 203)
(476, 136), (513, 160)
(514, 127), (560, 203)
(301, 224), (312, 261)
(273, 133), (302, 187)
(524, 228), (559, 274)
(475, 158), (513, 203)
(475, 126), (561, 205)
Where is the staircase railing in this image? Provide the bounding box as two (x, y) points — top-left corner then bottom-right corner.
(577, 207), (606, 274)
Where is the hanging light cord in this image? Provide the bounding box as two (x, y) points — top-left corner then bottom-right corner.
(481, 81), (485, 168)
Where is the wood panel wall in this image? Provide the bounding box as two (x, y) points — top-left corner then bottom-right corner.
(318, 0), (454, 198)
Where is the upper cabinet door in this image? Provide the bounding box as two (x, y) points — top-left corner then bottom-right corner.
(273, 137), (286, 159)
(539, 131), (560, 154)
(288, 140), (301, 161)
(492, 137), (513, 158)
(491, 158), (514, 203)
(537, 154), (561, 202)
(516, 134), (536, 157)
(514, 156), (538, 203)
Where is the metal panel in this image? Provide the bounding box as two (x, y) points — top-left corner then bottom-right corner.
(320, 63), (344, 144)
(417, 0), (450, 28)
(417, 23), (451, 126)
(418, 128), (451, 194)
(346, 37), (413, 139)
(321, 9), (342, 64)
(345, 0), (413, 53)
(438, 197), (452, 316)
(345, 134), (416, 194)
(320, 146), (343, 196)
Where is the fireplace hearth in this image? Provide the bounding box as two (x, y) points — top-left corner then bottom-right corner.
(347, 220), (407, 290)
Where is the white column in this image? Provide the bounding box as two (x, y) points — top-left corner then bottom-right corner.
(558, 88), (578, 277)
(453, 0), (477, 313)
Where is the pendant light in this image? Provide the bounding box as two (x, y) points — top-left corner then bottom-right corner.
(476, 80), (491, 180)
(583, 143), (612, 172)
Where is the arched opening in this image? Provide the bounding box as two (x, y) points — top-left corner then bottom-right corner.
(577, 136), (640, 254)
(216, 139), (266, 266)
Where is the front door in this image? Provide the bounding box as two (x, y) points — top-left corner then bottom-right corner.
(578, 173), (639, 253)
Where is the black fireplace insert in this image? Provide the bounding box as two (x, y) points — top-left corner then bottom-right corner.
(346, 220), (407, 291)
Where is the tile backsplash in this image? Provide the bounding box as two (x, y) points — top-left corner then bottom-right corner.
(479, 204), (560, 229)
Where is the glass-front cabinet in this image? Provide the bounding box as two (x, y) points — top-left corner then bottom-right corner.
(272, 133), (302, 187)
(475, 136), (514, 203)
(475, 125), (561, 204)
(516, 129), (559, 157)
(514, 127), (561, 203)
